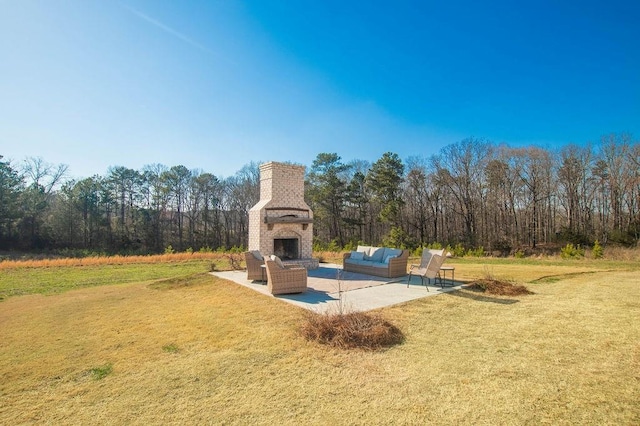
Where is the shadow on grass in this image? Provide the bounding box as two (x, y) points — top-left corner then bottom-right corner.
(445, 289), (520, 305)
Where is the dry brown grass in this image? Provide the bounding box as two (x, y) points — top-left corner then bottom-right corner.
(301, 311), (404, 350)
(0, 252), (225, 270)
(313, 250), (345, 264)
(444, 257), (631, 284)
(601, 245), (640, 262)
(1, 261), (638, 424)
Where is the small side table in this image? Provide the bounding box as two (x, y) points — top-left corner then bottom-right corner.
(260, 264), (267, 284)
(438, 266), (455, 287)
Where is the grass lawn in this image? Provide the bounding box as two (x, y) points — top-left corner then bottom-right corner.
(0, 257), (638, 424)
(0, 261), (212, 300)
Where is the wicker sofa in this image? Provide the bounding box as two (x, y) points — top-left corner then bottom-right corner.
(264, 256), (307, 295)
(342, 245), (409, 278)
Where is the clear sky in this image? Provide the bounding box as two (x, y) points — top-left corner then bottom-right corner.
(1, 0), (639, 180)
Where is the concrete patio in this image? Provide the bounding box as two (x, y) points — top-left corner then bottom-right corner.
(211, 263), (465, 313)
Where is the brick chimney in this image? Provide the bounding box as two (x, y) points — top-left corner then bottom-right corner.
(248, 162), (318, 268)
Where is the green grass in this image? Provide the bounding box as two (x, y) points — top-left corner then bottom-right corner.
(88, 364), (113, 380)
(162, 343), (180, 354)
(0, 260), (212, 299)
(0, 258), (638, 424)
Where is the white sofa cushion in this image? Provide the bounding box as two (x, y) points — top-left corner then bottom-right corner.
(356, 245), (372, 256)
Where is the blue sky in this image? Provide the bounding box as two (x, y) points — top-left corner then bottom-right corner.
(1, 0), (638, 180)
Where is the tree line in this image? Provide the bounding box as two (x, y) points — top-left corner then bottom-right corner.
(1, 133), (638, 255)
(0, 157), (260, 254)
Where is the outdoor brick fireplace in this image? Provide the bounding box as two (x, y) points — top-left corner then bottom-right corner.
(248, 161), (319, 269)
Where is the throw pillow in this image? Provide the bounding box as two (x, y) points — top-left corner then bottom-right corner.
(383, 255), (396, 264)
(384, 248), (402, 258)
(350, 251), (365, 260)
(368, 247), (385, 262)
(270, 255), (285, 269)
(250, 250), (263, 260)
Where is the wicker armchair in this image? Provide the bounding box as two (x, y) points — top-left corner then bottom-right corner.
(244, 251), (265, 281)
(264, 256), (307, 295)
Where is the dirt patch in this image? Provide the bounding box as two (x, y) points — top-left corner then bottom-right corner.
(467, 279), (533, 296)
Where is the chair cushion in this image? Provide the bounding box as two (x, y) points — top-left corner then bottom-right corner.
(250, 250), (263, 260)
(419, 251), (433, 268)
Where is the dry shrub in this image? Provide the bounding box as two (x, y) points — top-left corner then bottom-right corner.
(223, 252), (243, 270)
(603, 245), (640, 262)
(469, 279), (533, 296)
(301, 311), (404, 350)
(312, 250), (344, 264)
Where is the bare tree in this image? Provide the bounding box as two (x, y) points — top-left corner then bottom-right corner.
(20, 157), (69, 248)
(432, 138), (491, 246)
(597, 133), (637, 243)
(162, 165), (193, 250)
(512, 147), (554, 248)
(404, 156), (432, 245)
(557, 144), (595, 242)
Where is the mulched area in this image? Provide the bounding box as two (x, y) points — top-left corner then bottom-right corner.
(301, 311), (405, 350)
(467, 279), (534, 296)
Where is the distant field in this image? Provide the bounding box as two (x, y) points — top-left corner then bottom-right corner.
(0, 252), (245, 300)
(0, 256), (638, 424)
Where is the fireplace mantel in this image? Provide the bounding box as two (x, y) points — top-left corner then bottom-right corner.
(264, 216), (314, 224)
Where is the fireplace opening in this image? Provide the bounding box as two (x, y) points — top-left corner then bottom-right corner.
(273, 238), (299, 260)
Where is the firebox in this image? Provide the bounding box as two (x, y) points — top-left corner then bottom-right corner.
(274, 238), (299, 260)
